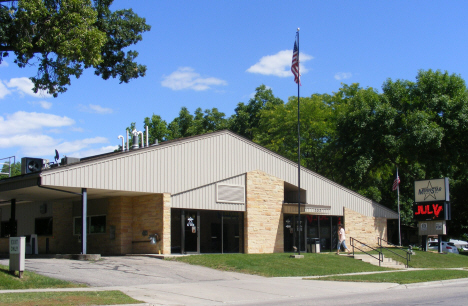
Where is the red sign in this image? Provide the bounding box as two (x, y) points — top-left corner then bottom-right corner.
(413, 201), (448, 221)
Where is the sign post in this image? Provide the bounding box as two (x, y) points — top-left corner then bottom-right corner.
(9, 237), (25, 278)
(414, 178), (450, 252)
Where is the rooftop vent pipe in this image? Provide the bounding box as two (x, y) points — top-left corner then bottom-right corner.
(118, 135), (124, 151)
(131, 129), (139, 150)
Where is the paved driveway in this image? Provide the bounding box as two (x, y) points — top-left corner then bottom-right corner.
(1, 255), (261, 287)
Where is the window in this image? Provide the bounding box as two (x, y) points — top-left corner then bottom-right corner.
(35, 217), (53, 236)
(74, 215), (106, 235)
(1, 221), (10, 238)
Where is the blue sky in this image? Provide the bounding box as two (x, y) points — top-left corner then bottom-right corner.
(1, 1), (468, 163)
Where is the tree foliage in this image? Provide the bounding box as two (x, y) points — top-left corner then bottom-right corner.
(0, 0), (150, 96)
(0, 161), (21, 180)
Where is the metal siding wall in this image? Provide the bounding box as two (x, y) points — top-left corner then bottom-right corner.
(41, 132), (387, 218)
(171, 174), (246, 211)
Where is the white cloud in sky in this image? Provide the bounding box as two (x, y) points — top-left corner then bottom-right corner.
(161, 67), (227, 91)
(334, 72), (352, 80)
(0, 60), (8, 67)
(79, 104), (113, 114)
(28, 100), (53, 109)
(5, 77), (52, 98)
(0, 111), (75, 136)
(247, 50), (313, 77)
(0, 111), (112, 157)
(0, 81), (11, 99)
(68, 145), (118, 158)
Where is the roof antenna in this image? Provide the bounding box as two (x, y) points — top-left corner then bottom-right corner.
(54, 149), (59, 163)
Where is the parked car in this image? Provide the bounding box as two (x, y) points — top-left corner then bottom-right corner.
(427, 241), (459, 254)
(449, 239), (468, 251)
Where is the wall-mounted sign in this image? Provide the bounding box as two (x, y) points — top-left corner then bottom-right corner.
(414, 178), (449, 203)
(420, 223), (427, 231)
(413, 201), (450, 221)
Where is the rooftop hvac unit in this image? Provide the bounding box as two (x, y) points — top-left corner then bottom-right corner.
(61, 157), (80, 165)
(21, 157), (46, 174)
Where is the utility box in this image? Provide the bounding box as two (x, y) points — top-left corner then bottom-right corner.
(9, 237), (25, 278)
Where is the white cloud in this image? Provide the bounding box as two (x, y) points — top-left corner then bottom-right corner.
(0, 60), (8, 67)
(247, 50), (313, 77)
(79, 104), (113, 114)
(161, 67), (227, 91)
(68, 145), (118, 158)
(28, 100), (53, 109)
(6, 77), (52, 98)
(0, 111), (75, 136)
(334, 72), (352, 80)
(0, 81), (11, 99)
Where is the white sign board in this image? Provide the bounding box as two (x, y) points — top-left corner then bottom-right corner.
(420, 223), (427, 231)
(9, 237), (25, 274)
(9, 237), (20, 254)
(414, 178), (449, 203)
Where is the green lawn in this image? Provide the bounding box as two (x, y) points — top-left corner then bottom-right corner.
(0, 264), (85, 290)
(0, 265), (143, 305)
(0, 291), (143, 306)
(316, 269), (468, 284)
(174, 253), (390, 277)
(174, 250), (468, 284)
(380, 249), (468, 268)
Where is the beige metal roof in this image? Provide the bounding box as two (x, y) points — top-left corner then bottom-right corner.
(0, 130), (399, 218)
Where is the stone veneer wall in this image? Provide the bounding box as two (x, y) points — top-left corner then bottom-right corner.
(132, 194), (166, 254)
(344, 207), (388, 248)
(161, 193), (171, 254)
(52, 202), (79, 254)
(245, 170), (284, 253)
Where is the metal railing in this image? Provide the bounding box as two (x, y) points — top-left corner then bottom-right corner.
(350, 237), (383, 267)
(378, 237), (411, 268)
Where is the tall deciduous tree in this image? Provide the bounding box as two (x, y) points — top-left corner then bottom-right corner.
(0, 0), (150, 97)
(229, 85), (283, 140)
(333, 70), (468, 234)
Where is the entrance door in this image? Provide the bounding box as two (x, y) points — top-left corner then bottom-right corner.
(183, 210), (199, 253)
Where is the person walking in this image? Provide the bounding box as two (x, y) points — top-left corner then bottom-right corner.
(337, 224), (351, 255)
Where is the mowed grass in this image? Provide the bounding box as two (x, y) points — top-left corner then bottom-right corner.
(174, 251), (468, 284)
(0, 290), (143, 306)
(317, 269), (468, 284)
(0, 265), (143, 305)
(174, 253), (390, 277)
(0, 264), (85, 289)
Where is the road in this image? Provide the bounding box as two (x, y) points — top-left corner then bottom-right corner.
(1, 256), (467, 305)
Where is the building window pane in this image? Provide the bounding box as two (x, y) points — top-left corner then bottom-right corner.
(35, 217), (53, 236)
(74, 215), (106, 235)
(90, 215), (106, 234)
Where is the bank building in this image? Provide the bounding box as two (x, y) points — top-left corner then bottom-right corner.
(0, 130), (398, 256)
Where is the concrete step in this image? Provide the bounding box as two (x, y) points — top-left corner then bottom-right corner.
(351, 253), (406, 269)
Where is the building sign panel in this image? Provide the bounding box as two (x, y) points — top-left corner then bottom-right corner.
(413, 201), (449, 221)
(414, 178), (449, 203)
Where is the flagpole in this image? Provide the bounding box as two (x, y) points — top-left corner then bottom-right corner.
(397, 168), (401, 246)
(296, 28), (301, 255)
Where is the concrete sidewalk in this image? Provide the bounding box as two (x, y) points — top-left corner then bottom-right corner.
(1, 256), (468, 306)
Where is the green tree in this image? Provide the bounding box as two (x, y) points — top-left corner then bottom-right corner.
(0, 0), (150, 97)
(332, 70), (468, 235)
(144, 114), (169, 144)
(0, 161), (21, 180)
(229, 85), (283, 140)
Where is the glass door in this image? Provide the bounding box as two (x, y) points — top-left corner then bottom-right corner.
(183, 210), (199, 253)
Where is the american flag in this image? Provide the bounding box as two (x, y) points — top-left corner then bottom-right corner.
(291, 40), (300, 85)
(392, 176), (400, 191)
